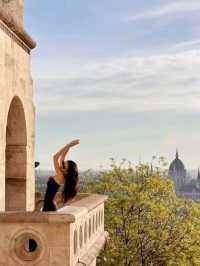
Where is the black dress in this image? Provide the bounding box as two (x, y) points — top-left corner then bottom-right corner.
(42, 176), (60, 211)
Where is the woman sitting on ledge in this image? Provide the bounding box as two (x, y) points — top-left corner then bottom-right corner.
(42, 139), (80, 212)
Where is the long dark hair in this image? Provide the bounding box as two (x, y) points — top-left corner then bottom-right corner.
(62, 160), (79, 203)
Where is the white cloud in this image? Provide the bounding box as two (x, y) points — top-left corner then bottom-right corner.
(34, 49), (200, 113)
(172, 39), (200, 51)
(127, 1), (200, 21)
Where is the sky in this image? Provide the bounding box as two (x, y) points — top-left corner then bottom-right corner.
(25, 0), (200, 171)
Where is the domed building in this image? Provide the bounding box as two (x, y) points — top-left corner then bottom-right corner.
(168, 150), (186, 191)
(168, 150), (200, 201)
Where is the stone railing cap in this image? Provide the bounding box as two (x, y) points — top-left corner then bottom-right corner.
(0, 211), (76, 223)
(0, 193), (108, 224)
(69, 193), (108, 211)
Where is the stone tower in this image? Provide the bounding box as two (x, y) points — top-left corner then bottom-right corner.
(0, 0), (36, 211)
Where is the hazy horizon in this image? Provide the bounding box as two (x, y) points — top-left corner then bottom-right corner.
(25, 1), (200, 171)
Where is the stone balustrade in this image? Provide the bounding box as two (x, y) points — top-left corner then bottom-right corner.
(0, 193), (109, 266)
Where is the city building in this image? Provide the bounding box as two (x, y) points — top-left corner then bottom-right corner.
(168, 150), (200, 201)
(168, 149), (187, 191)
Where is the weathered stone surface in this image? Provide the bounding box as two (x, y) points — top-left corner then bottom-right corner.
(76, 231), (109, 266)
(0, 0), (24, 27)
(0, 3), (36, 50)
(0, 195), (109, 266)
(0, 4), (35, 211)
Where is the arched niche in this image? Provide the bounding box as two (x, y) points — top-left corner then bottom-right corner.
(5, 96), (27, 211)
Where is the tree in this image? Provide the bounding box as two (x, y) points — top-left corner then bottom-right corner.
(80, 157), (200, 266)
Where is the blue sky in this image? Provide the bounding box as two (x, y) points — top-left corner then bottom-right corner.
(25, 0), (200, 171)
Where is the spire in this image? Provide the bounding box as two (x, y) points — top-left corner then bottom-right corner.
(138, 154), (142, 164)
(176, 148), (179, 159)
(197, 169), (200, 182)
(150, 163), (153, 174)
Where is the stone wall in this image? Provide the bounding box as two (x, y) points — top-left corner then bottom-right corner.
(0, 221), (71, 266)
(0, 17), (35, 211)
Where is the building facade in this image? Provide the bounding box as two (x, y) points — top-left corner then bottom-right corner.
(168, 150), (200, 201)
(168, 150), (186, 191)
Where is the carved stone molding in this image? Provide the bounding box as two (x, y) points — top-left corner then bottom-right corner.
(0, 7), (36, 53)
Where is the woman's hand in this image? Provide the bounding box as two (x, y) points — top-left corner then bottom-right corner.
(69, 139), (80, 147)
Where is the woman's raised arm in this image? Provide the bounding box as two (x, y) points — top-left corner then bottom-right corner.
(53, 139), (80, 176)
(59, 139), (80, 163)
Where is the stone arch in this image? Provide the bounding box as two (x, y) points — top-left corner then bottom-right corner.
(5, 96), (27, 211)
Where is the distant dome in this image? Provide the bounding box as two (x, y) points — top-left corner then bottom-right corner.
(168, 150), (186, 190)
(169, 158), (185, 173)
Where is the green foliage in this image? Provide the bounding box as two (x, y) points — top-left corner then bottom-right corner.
(80, 157), (200, 266)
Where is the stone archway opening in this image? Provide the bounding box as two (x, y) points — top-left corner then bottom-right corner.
(5, 96), (27, 211)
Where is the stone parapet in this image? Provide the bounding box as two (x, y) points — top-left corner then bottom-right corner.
(0, 193), (109, 266)
(77, 231), (109, 266)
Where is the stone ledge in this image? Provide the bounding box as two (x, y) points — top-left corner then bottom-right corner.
(69, 193), (108, 211)
(0, 193), (108, 223)
(0, 7), (36, 50)
(76, 231), (109, 266)
(35, 192), (108, 212)
(0, 211), (76, 223)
